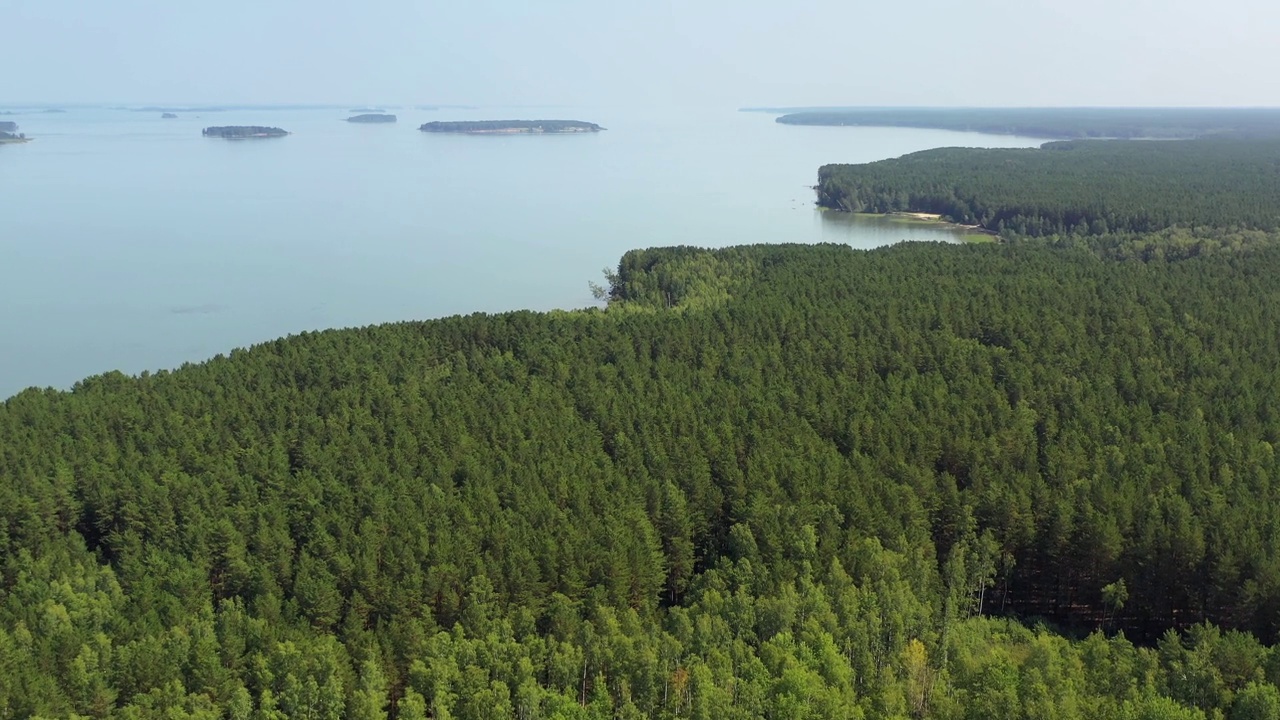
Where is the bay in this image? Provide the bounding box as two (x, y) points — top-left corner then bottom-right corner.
(0, 106), (1045, 397)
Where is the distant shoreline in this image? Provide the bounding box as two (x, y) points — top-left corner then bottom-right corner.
(765, 107), (1280, 140)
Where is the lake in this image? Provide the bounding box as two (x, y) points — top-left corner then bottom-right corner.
(0, 106), (1046, 398)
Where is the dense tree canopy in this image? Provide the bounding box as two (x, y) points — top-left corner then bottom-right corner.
(6, 232), (1280, 717)
(816, 138), (1280, 235)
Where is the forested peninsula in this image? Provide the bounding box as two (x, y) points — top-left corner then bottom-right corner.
(817, 137), (1280, 236)
(770, 107), (1280, 139)
(201, 126), (289, 139)
(419, 120), (604, 134)
(10, 128), (1280, 719)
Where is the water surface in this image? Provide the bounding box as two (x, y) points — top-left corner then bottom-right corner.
(0, 106), (1045, 396)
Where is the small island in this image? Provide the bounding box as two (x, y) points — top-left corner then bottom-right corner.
(350, 107), (384, 113)
(419, 120), (604, 135)
(162, 113), (178, 119)
(202, 126), (289, 139)
(346, 113), (397, 124)
(0, 121), (28, 144)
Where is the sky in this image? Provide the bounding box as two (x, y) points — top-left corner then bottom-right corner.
(3, 0), (1278, 108)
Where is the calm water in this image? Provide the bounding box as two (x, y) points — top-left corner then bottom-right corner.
(0, 106), (1045, 397)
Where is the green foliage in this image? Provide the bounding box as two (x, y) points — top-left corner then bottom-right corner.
(817, 138), (1280, 235)
(604, 245), (761, 311)
(1233, 683), (1280, 720)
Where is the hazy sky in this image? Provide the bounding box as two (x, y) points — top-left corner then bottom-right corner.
(3, 0), (1277, 107)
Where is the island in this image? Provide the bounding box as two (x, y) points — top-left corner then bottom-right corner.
(161, 113), (178, 119)
(349, 107), (384, 113)
(0, 121), (27, 144)
(419, 120), (604, 134)
(202, 126), (289, 139)
(346, 113), (396, 124)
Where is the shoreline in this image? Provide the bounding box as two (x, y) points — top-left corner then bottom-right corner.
(850, 211), (999, 243)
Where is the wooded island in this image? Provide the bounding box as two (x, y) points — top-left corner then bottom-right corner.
(0, 121), (28, 144)
(201, 126), (289, 139)
(346, 113), (397, 124)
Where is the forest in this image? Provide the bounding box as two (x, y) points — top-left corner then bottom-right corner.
(772, 107), (1280, 140)
(816, 138), (1280, 236)
(7, 131), (1280, 718)
(8, 233), (1280, 718)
